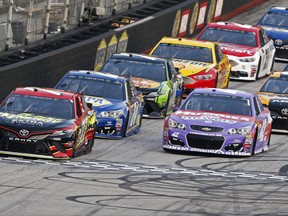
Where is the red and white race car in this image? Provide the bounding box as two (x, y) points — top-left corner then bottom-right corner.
(196, 22), (276, 81)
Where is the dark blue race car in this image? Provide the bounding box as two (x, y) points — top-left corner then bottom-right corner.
(55, 70), (144, 139)
(257, 6), (288, 61)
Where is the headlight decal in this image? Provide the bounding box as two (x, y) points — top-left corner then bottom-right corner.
(168, 119), (186, 130)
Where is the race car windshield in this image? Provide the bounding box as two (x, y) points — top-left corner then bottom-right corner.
(258, 12), (288, 27)
(260, 77), (288, 94)
(199, 27), (257, 47)
(57, 76), (124, 100)
(0, 94), (74, 119)
(182, 93), (252, 116)
(100, 59), (167, 82)
(152, 43), (213, 63)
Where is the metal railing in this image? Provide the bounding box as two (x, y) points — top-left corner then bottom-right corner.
(0, 0), (149, 52)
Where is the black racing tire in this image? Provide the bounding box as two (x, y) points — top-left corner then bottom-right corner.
(162, 91), (171, 117)
(85, 126), (96, 154)
(251, 129), (258, 155)
(269, 54), (275, 74)
(225, 71), (230, 89)
(267, 128), (272, 147)
(214, 74), (218, 88)
(256, 58), (262, 80)
(123, 114), (129, 138)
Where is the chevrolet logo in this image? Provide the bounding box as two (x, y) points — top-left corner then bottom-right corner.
(202, 127), (211, 131)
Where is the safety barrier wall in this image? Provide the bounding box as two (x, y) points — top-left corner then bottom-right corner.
(0, 0), (267, 101)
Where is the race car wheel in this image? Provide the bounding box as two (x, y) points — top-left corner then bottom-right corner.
(162, 92), (171, 117)
(214, 74), (218, 88)
(123, 114), (129, 138)
(256, 58), (262, 80)
(225, 72), (230, 89)
(269, 54), (275, 74)
(85, 126), (96, 154)
(251, 129), (258, 155)
(267, 128), (272, 147)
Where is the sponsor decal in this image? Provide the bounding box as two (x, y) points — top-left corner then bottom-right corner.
(281, 108), (288, 115)
(9, 137), (37, 143)
(0, 112), (63, 124)
(262, 26), (288, 33)
(275, 39), (283, 46)
(85, 96), (112, 107)
(19, 129), (29, 136)
(196, 2), (208, 29)
(131, 77), (160, 88)
(221, 46), (254, 55)
(189, 2), (199, 34)
(175, 110), (251, 122)
(271, 99), (288, 103)
(178, 9), (190, 37)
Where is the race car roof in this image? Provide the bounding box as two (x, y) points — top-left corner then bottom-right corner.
(110, 53), (168, 64)
(67, 70), (127, 83)
(192, 88), (253, 98)
(157, 37), (216, 48)
(269, 6), (288, 14)
(12, 87), (77, 99)
(206, 21), (260, 32)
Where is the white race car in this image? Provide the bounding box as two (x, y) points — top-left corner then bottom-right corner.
(196, 22), (276, 81)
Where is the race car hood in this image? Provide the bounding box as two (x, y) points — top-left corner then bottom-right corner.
(260, 26), (288, 40)
(258, 92), (288, 107)
(84, 96), (126, 112)
(172, 59), (214, 77)
(219, 43), (258, 57)
(171, 110), (254, 128)
(0, 112), (73, 131)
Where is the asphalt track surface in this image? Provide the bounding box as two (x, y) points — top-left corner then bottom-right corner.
(0, 1), (288, 215)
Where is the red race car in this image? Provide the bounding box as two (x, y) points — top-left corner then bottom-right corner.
(196, 22), (276, 81)
(0, 87), (97, 159)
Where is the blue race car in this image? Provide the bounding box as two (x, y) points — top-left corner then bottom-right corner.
(257, 6), (288, 61)
(55, 70), (144, 139)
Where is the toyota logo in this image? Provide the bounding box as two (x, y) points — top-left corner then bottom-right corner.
(19, 129), (29, 136)
(281, 108), (288, 115)
(275, 39), (283, 45)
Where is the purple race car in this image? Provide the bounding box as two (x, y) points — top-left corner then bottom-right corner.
(163, 88), (273, 156)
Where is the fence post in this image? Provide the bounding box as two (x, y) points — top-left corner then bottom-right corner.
(78, 0), (85, 26)
(5, 0), (13, 51)
(43, 0), (52, 39)
(25, 0), (34, 45)
(61, 0), (69, 33)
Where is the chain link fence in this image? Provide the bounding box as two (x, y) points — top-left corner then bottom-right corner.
(0, 0), (149, 52)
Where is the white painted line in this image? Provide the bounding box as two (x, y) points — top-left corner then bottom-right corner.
(209, 172), (227, 176)
(180, 171), (199, 174)
(83, 161), (99, 165)
(239, 175), (256, 178)
(171, 168), (187, 171)
(141, 166), (157, 169)
(229, 172), (245, 175)
(112, 164), (128, 167)
(200, 170), (215, 173)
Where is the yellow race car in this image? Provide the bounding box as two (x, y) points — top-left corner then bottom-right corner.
(149, 37), (231, 96)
